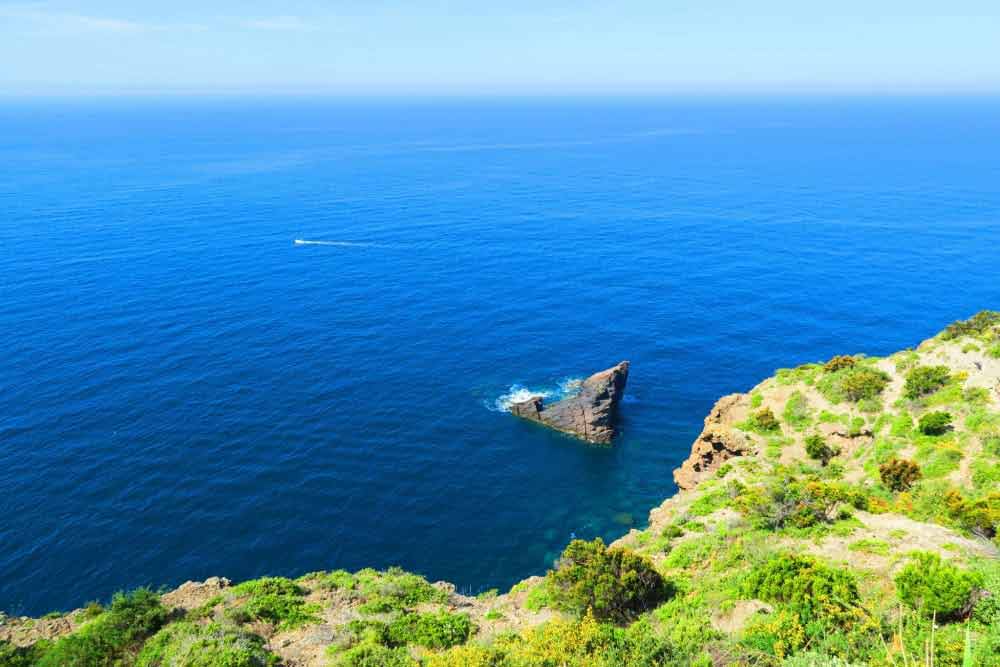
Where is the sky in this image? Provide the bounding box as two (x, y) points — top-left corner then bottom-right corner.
(2, 0), (1000, 96)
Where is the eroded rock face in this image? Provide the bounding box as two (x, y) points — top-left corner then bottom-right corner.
(673, 393), (753, 490)
(510, 362), (629, 444)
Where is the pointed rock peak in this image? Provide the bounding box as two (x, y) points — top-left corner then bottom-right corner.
(510, 361), (630, 444)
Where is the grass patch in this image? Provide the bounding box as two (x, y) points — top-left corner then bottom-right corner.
(136, 621), (278, 667)
(782, 391), (812, 431)
(847, 538), (890, 556)
(228, 577), (321, 630)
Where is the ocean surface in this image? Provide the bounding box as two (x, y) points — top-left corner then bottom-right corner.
(1, 97), (999, 615)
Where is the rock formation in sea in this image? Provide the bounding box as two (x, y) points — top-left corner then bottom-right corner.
(510, 361), (629, 444)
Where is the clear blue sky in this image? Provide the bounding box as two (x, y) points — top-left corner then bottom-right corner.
(3, 0), (999, 95)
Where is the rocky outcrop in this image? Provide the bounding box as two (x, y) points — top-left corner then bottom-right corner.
(673, 393), (753, 490)
(510, 362), (629, 444)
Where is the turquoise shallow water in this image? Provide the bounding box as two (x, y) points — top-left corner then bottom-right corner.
(1, 97), (999, 615)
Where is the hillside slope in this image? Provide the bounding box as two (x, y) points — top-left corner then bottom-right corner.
(3, 313), (999, 667)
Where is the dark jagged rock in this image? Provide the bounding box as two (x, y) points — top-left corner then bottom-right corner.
(510, 362), (629, 444)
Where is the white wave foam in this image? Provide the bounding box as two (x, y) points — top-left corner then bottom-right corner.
(491, 385), (551, 412)
(294, 239), (377, 247)
(490, 377), (583, 413)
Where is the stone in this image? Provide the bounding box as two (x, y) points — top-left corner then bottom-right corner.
(510, 362), (629, 444)
(673, 393), (753, 490)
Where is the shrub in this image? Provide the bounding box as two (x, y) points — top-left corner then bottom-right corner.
(38, 589), (168, 667)
(895, 552), (982, 619)
(783, 392), (812, 430)
(903, 366), (951, 399)
(136, 622), (278, 667)
(0, 640), (51, 667)
(319, 570), (355, 591)
(839, 367), (890, 402)
(547, 538), (673, 624)
(354, 567), (447, 613)
(386, 611), (472, 649)
(747, 408), (781, 433)
(744, 480), (854, 529)
(945, 490), (999, 538)
(429, 613), (683, 667)
(661, 525), (684, 539)
(879, 458), (922, 491)
(940, 310), (1000, 340)
(742, 554), (860, 625)
(228, 577), (320, 630)
(333, 642), (415, 667)
(823, 355), (857, 373)
(819, 366), (891, 403)
(805, 434), (840, 467)
(917, 411), (953, 435)
(742, 608), (806, 659)
(782, 652), (864, 667)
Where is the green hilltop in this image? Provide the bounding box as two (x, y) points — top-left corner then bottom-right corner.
(3, 312), (999, 667)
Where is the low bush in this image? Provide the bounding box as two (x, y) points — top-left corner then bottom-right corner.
(840, 367), (890, 401)
(804, 434), (839, 467)
(783, 392), (812, 430)
(818, 366), (890, 403)
(428, 613), (686, 667)
(945, 490), (999, 538)
(228, 577), (320, 630)
(386, 611), (472, 649)
(823, 355), (857, 373)
(917, 411), (953, 435)
(940, 310), (1000, 341)
(895, 552), (982, 619)
(354, 567), (447, 613)
(547, 538), (673, 624)
(782, 651), (863, 666)
(136, 622), (278, 667)
(743, 480), (856, 530)
(0, 640), (51, 667)
(903, 365), (951, 399)
(879, 458), (922, 491)
(333, 642), (415, 667)
(742, 554), (861, 625)
(38, 589), (168, 667)
(747, 407), (781, 433)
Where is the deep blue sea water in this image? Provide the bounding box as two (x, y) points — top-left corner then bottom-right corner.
(1, 97), (999, 615)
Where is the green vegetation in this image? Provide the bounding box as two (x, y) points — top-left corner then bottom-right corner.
(918, 410), (953, 435)
(8, 315), (1000, 667)
(818, 365), (890, 404)
(940, 309), (1000, 341)
(546, 538), (673, 624)
(743, 554), (860, 622)
(344, 611), (472, 651)
(227, 577), (320, 630)
(895, 552), (982, 619)
(903, 365), (951, 399)
(37, 589), (167, 667)
(783, 391), (812, 430)
(847, 538), (890, 555)
(804, 433), (839, 466)
(744, 407), (781, 433)
(742, 479), (857, 530)
(136, 622), (277, 667)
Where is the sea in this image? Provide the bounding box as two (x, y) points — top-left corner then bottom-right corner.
(1, 96), (998, 615)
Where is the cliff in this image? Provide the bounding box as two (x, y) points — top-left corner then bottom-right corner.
(3, 314), (999, 667)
